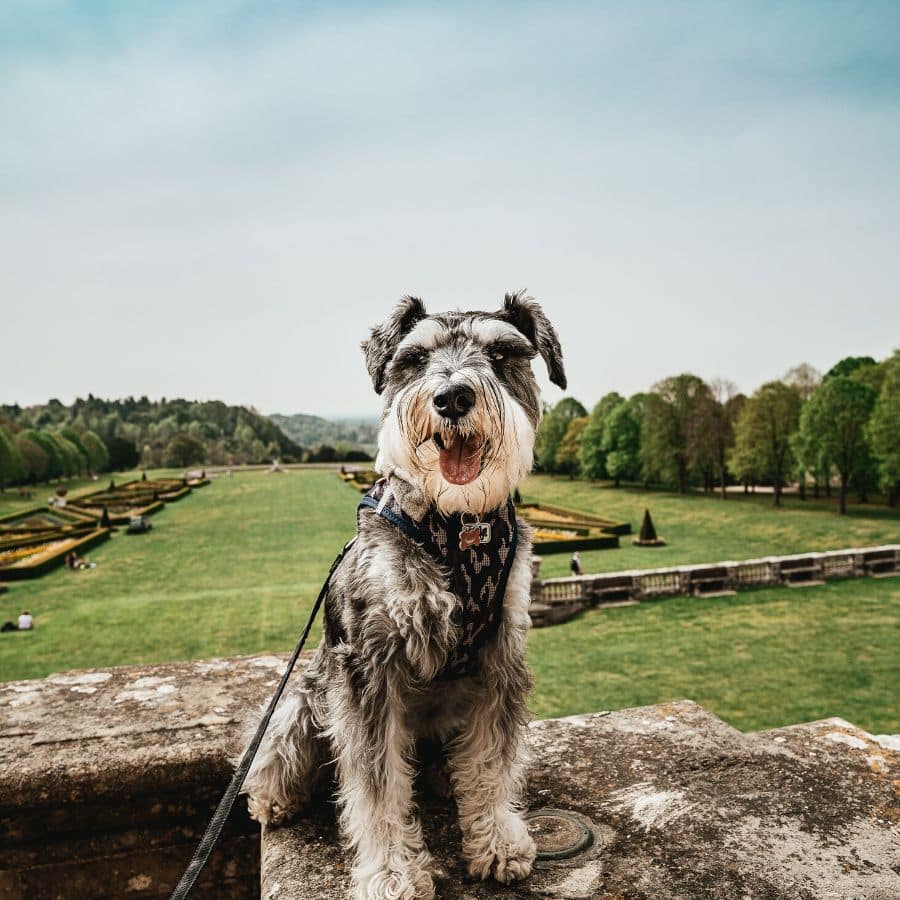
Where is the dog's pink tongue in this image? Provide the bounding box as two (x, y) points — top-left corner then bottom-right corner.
(439, 435), (482, 485)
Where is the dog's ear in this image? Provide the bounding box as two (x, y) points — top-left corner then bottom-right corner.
(362, 296), (428, 394)
(500, 292), (567, 389)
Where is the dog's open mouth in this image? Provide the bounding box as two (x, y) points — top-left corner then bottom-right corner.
(434, 432), (484, 485)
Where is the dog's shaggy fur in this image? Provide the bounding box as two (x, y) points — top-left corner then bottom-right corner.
(242, 292), (566, 899)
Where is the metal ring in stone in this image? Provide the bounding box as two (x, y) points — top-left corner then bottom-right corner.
(524, 808), (594, 860)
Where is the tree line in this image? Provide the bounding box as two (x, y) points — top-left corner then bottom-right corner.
(0, 396), (373, 490)
(535, 352), (900, 514)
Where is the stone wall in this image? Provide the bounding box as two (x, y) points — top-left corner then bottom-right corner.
(530, 544), (900, 626)
(3, 656), (898, 899)
(0, 655), (288, 899)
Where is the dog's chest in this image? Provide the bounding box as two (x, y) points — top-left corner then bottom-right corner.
(359, 481), (519, 679)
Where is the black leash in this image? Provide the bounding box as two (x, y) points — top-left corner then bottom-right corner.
(169, 538), (355, 900)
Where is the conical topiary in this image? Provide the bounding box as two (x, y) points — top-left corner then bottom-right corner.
(633, 508), (666, 546)
(639, 509), (657, 542)
(100, 504), (111, 528)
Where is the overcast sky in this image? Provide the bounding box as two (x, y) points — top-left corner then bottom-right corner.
(3, 1), (898, 418)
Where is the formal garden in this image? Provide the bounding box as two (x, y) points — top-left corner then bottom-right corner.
(0, 475), (208, 581)
(1, 468), (897, 734)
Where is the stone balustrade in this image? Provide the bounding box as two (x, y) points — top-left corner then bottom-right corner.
(530, 544), (900, 627)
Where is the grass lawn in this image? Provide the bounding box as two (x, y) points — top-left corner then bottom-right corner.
(0, 469), (358, 681)
(528, 578), (900, 733)
(523, 475), (900, 577)
(1, 469), (897, 733)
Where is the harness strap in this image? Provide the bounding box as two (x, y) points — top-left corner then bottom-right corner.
(358, 493), (429, 545)
(169, 538), (356, 900)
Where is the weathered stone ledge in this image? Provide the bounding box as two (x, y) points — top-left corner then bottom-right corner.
(263, 702), (900, 900)
(1, 653), (298, 899)
(2, 656), (898, 899)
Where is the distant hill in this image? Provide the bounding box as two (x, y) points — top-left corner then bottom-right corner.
(269, 413), (378, 457)
(0, 396), (305, 474)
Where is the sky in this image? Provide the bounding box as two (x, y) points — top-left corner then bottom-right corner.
(2, 0), (899, 418)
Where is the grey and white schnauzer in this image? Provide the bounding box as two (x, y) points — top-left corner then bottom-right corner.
(242, 292), (566, 899)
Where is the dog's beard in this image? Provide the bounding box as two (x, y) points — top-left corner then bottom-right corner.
(376, 372), (534, 516)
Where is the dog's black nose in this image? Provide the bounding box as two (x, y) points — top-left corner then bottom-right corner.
(433, 384), (475, 419)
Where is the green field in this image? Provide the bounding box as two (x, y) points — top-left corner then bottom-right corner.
(1, 470), (898, 733)
(529, 579), (899, 732)
(524, 476), (900, 577)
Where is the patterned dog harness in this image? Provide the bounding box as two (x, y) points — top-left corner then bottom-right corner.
(358, 479), (519, 680)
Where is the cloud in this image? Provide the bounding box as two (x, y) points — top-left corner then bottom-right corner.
(2, 1), (899, 414)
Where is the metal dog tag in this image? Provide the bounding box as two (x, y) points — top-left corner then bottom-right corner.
(460, 516), (491, 551)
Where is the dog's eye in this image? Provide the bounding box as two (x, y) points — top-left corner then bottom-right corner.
(487, 339), (533, 364)
(395, 348), (429, 369)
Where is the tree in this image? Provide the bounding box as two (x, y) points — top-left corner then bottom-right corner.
(694, 380), (743, 499)
(791, 417), (831, 500)
(784, 363), (821, 402)
(163, 433), (206, 468)
(0, 426), (24, 491)
(107, 435), (140, 470)
(555, 416), (588, 477)
(600, 398), (642, 487)
(80, 430), (110, 473)
(21, 429), (64, 481)
(51, 433), (84, 477)
(15, 435), (48, 483)
(801, 376), (877, 515)
(640, 374), (712, 493)
(825, 356), (876, 380)
(868, 351), (900, 506)
(848, 362), (886, 394)
(534, 398), (587, 474)
(729, 382), (801, 507)
(61, 427), (91, 474)
(1, 395), (306, 469)
(310, 444), (337, 463)
(578, 392), (623, 480)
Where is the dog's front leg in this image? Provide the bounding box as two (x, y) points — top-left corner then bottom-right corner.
(243, 662), (326, 826)
(447, 639), (536, 884)
(328, 663), (435, 900)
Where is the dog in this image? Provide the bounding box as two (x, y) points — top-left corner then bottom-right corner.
(242, 292), (566, 899)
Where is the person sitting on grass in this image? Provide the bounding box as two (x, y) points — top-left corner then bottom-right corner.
(66, 552), (96, 571)
(17, 610), (33, 631)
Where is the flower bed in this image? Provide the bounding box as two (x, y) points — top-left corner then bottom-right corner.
(340, 469), (378, 493)
(519, 503), (627, 555)
(0, 528), (111, 581)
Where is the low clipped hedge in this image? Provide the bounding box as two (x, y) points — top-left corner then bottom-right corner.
(0, 528), (111, 581)
(532, 534), (620, 554)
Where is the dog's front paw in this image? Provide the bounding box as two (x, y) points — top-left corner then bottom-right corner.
(246, 794), (299, 827)
(359, 864), (435, 900)
(464, 814), (536, 884)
